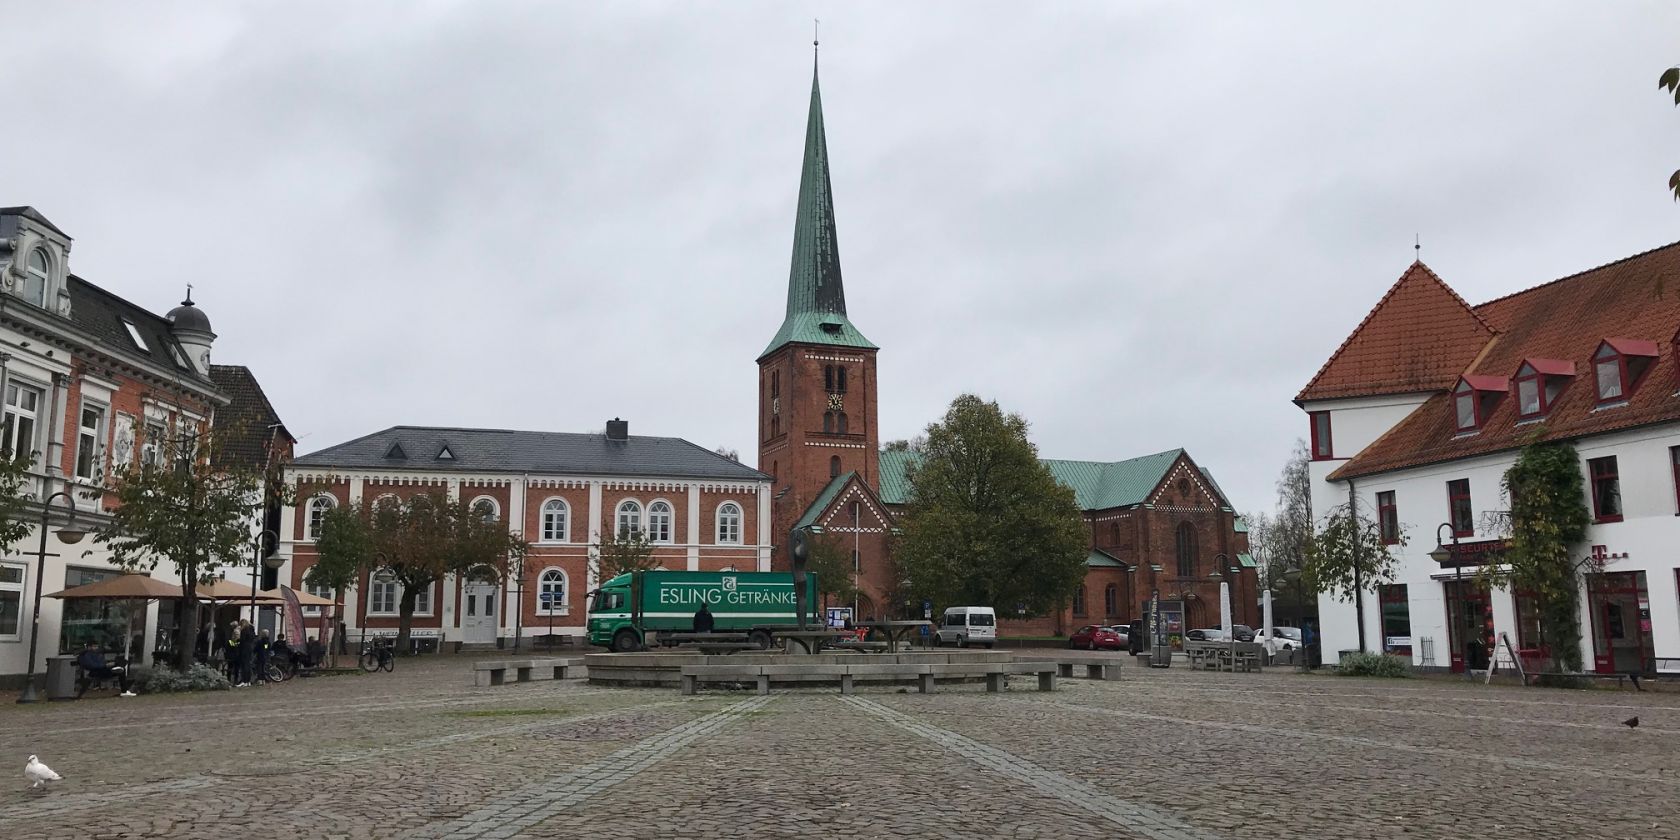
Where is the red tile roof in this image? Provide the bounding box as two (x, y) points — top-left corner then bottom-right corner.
(1461, 375), (1508, 391)
(1296, 262), (1495, 402)
(1330, 240), (1680, 480)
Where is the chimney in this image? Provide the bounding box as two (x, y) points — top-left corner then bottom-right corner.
(606, 418), (629, 441)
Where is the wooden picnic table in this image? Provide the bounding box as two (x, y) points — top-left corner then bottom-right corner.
(856, 620), (934, 653)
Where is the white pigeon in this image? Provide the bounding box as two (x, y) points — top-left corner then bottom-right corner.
(24, 755), (61, 790)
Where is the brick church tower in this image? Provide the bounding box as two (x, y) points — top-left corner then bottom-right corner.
(757, 51), (889, 607)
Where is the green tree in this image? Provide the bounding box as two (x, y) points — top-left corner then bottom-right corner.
(1491, 441), (1591, 676)
(305, 499), (375, 665)
(1247, 440), (1320, 621)
(0, 454), (37, 550)
(367, 493), (528, 652)
(595, 526), (658, 578)
(895, 394), (1086, 616)
(1304, 497), (1400, 652)
(1660, 65), (1680, 199)
(804, 532), (861, 607)
(98, 425), (266, 670)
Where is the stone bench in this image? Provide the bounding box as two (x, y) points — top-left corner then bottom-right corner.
(1045, 656), (1123, 681)
(678, 660), (1059, 696)
(472, 657), (583, 687)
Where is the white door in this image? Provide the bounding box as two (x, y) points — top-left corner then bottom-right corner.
(462, 584), (498, 644)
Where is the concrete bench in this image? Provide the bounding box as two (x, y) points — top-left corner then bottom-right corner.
(679, 660), (1060, 696)
(995, 661), (1058, 693)
(473, 657), (583, 687)
(1045, 657), (1122, 681)
(681, 664), (770, 696)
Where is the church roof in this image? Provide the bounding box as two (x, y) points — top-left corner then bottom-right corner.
(759, 51), (876, 360)
(877, 447), (1196, 511)
(793, 471), (857, 532)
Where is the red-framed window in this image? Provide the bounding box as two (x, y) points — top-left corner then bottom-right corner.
(1447, 479), (1473, 537)
(1513, 360), (1572, 419)
(1671, 446), (1680, 515)
(1453, 380), (1479, 431)
(1309, 412), (1333, 460)
(1452, 376), (1506, 433)
(1592, 340), (1657, 406)
(1376, 491), (1399, 544)
(1589, 456), (1623, 523)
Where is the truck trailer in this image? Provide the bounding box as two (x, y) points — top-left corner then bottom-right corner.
(587, 569), (821, 652)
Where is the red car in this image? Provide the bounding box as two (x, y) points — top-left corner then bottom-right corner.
(1068, 624), (1124, 651)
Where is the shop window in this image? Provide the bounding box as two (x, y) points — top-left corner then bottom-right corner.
(1378, 584), (1411, 656)
(58, 567), (139, 654)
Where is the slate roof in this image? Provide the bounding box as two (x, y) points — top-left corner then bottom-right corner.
(877, 447), (1193, 511)
(66, 276), (209, 382)
(208, 365), (294, 470)
(0, 206), (70, 238)
(293, 425), (770, 482)
(1330, 240), (1680, 480)
(760, 53), (877, 360)
(1296, 262), (1495, 403)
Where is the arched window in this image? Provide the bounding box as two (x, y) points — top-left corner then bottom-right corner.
(373, 493), (400, 511)
(823, 411), (834, 434)
(771, 415), (781, 437)
(616, 499), (643, 537)
(307, 495), (336, 541)
(830, 456), (841, 477)
(541, 498), (570, 542)
(716, 502), (742, 544)
(537, 568), (567, 614)
(647, 500), (673, 543)
(1175, 522), (1197, 577)
(837, 366), (848, 393)
(1073, 585), (1087, 616)
(1104, 584), (1118, 616)
(22, 248), (48, 307)
(471, 496), (499, 523)
(824, 364), (834, 391)
(837, 413), (849, 434)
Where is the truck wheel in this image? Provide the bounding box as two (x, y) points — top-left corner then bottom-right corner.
(610, 629), (641, 653)
(748, 630), (773, 650)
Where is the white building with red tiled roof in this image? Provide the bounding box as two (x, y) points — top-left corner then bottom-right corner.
(1298, 244), (1680, 676)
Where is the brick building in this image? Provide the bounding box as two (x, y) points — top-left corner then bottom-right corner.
(758, 60), (1255, 638)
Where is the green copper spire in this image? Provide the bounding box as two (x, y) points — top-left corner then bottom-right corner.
(759, 48), (877, 361)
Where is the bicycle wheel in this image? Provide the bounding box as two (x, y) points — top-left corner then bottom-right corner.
(266, 662), (286, 683)
(359, 651), (379, 672)
(380, 653), (394, 673)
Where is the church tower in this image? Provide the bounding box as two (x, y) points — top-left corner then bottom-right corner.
(758, 49), (881, 564)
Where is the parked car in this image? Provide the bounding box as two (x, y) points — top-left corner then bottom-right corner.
(1253, 627), (1302, 650)
(934, 606), (997, 648)
(1106, 625), (1131, 648)
(1231, 624), (1256, 642)
(1068, 624), (1124, 650)
(1186, 628), (1227, 642)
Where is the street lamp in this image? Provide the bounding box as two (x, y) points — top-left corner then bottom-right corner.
(248, 528), (282, 628)
(18, 491), (83, 704)
(1427, 522), (1470, 680)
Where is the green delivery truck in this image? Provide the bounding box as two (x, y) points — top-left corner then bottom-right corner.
(587, 569), (820, 652)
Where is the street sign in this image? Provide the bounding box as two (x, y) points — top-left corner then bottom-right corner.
(539, 592), (554, 605)
(921, 599), (932, 620)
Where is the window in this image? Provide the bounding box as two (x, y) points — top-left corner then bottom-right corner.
(1447, 479), (1473, 537)
(716, 502), (742, 544)
(471, 496), (499, 523)
(1454, 381), (1477, 429)
(368, 570), (397, 615)
(121, 318), (149, 351)
(771, 415), (780, 438)
(647, 501), (673, 543)
(837, 413), (849, 434)
(0, 562), (23, 638)
(1591, 340), (1657, 407)
(21, 248), (47, 307)
(59, 567), (138, 654)
(541, 498), (570, 542)
(2, 382), (41, 461)
(837, 366), (848, 393)
(412, 582), (433, 615)
(771, 461), (778, 482)
(823, 412), (834, 434)
(1309, 412), (1333, 460)
(829, 456), (841, 478)
(74, 404), (105, 480)
(1073, 585), (1087, 616)
(141, 420), (166, 467)
(1175, 522), (1197, 577)
(1376, 491), (1399, 545)
(538, 569), (567, 614)
(1451, 377), (1506, 432)
(1595, 344), (1625, 403)
(307, 495), (336, 541)
(616, 499), (643, 537)
(303, 581), (332, 616)
(1514, 360), (1573, 419)
(1672, 446), (1680, 515)
(1104, 584), (1118, 616)
(1589, 456), (1622, 523)
(1379, 584), (1412, 656)
(824, 365), (834, 391)
(771, 370), (779, 398)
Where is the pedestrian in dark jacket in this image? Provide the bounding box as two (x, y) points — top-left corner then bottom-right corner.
(75, 643), (133, 696)
(693, 602), (715, 634)
(254, 629), (272, 684)
(236, 620), (256, 686)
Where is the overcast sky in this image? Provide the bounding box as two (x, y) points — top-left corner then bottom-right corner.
(6, 3), (1680, 515)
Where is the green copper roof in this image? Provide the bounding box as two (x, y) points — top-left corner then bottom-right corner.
(877, 447), (1188, 511)
(794, 471), (855, 532)
(1086, 548), (1130, 568)
(1232, 515), (1249, 533)
(1237, 552), (1257, 569)
(760, 53), (876, 361)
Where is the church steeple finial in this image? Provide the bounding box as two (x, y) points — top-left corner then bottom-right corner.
(759, 35), (877, 361)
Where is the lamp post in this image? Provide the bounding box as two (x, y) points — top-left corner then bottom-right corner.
(1427, 523), (1468, 680)
(248, 528), (282, 629)
(18, 490), (84, 704)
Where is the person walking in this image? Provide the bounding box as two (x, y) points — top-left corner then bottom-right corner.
(223, 621), (241, 683)
(254, 629), (272, 685)
(236, 619), (256, 687)
(692, 601), (715, 634)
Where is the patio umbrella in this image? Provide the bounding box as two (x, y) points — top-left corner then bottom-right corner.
(194, 578), (286, 604)
(47, 574), (185, 665)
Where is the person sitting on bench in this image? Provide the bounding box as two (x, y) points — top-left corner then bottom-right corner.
(693, 601), (715, 634)
(76, 642), (134, 697)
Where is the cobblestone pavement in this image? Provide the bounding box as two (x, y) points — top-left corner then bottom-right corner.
(0, 653), (1676, 839)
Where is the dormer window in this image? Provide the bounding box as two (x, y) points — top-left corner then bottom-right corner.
(121, 318), (149, 351)
(1513, 359), (1574, 419)
(1592, 338), (1658, 406)
(21, 249), (48, 307)
(1452, 376), (1507, 432)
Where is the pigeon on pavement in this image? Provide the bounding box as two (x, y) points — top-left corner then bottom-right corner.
(1623, 716), (1640, 728)
(25, 755), (61, 790)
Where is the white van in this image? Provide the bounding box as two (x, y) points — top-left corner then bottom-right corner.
(934, 606), (997, 648)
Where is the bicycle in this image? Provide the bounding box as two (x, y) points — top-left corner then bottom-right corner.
(359, 638), (395, 673)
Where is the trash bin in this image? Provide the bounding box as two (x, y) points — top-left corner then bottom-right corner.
(46, 656), (79, 700)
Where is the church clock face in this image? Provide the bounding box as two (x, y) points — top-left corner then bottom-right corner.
(827, 393), (843, 411)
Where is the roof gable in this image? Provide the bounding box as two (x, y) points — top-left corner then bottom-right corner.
(1297, 262), (1495, 402)
(794, 472), (894, 534)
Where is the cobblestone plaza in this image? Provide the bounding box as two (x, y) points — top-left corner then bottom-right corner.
(0, 657), (1673, 839)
